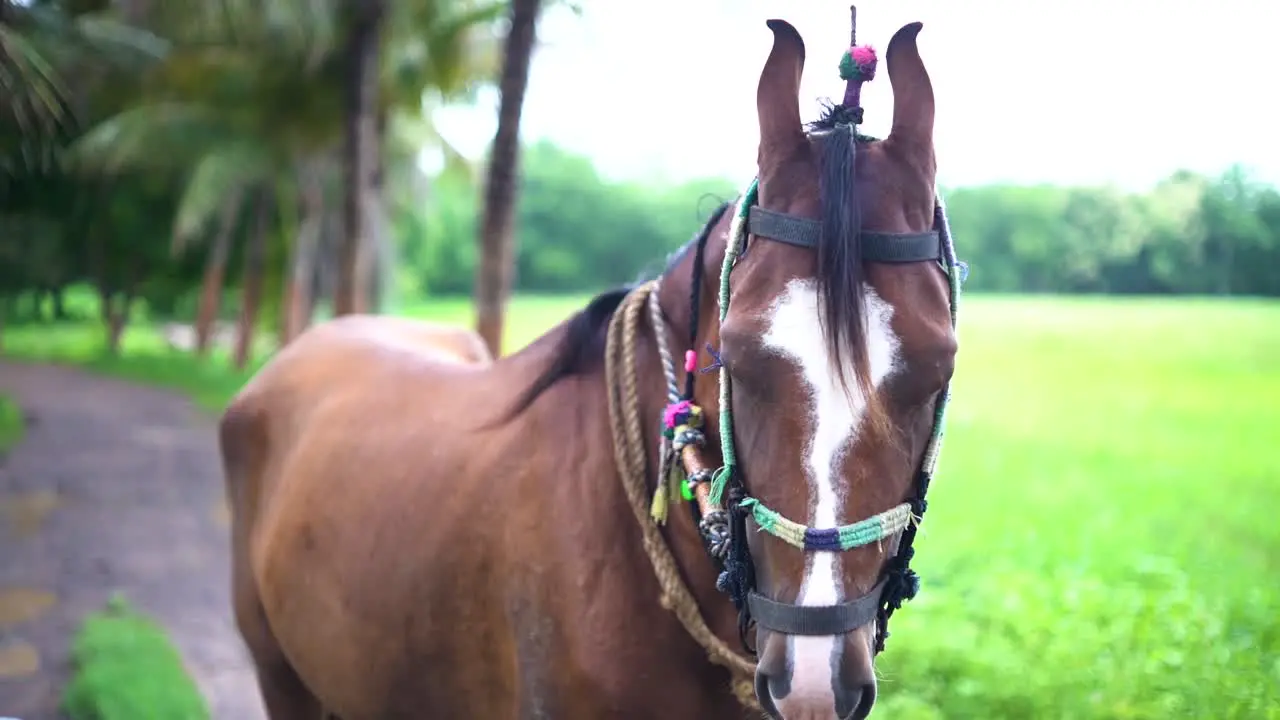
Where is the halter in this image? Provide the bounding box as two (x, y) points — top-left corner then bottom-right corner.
(724, 169), (962, 649)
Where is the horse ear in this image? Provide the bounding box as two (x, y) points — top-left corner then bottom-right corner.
(756, 19), (807, 175)
(886, 22), (935, 153)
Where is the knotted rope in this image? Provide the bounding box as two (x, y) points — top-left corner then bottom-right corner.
(604, 279), (760, 711)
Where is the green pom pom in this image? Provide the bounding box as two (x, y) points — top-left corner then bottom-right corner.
(839, 51), (857, 81)
(839, 47), (877, 82)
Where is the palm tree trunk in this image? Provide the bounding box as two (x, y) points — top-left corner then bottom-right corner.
(367, 107), (389, 313)
(234, 191), (270, 370)
(283, 171), (323, 344)
(195, 189), (242, 357)
(103, 293), (128, 355)
(101, 257), (142, 356)
(102, 289), (134, 356)
(475, 0), (542, 356)
(335, 0), (385, 316)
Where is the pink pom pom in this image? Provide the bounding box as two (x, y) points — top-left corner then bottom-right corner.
(663, 400), (693, 430)
(684, 350), (697, 373)
(850, 45), (877, 80)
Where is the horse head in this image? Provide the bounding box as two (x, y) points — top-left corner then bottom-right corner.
(692, 18), (957, 720)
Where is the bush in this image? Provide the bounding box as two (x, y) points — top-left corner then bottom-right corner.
(0, 394), (23, 455)
(61, 597), (209, 720)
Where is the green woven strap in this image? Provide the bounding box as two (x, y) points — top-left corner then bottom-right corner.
(741, 498), (914, 552)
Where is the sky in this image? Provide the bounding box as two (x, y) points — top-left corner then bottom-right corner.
(434, 0), (1278, 190)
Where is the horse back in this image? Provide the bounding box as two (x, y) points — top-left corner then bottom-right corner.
(219, 314), (494, 543)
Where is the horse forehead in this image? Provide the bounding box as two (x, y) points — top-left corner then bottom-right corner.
(758, 276), (901, 380)
(759, 278), (825, 369)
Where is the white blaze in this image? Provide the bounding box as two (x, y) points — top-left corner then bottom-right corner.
(760, 278), (900, 706)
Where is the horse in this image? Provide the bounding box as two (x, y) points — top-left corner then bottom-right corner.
(219, 15), (960, 720)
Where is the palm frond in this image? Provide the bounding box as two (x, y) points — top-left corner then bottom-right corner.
(425, 2), (505, 97)
(0, 21), (74, 138)
(384, 0), (505, 107)
(66, 101), (232, 172)
(172, 140), (275, 249)
(72, 13), (170, 66)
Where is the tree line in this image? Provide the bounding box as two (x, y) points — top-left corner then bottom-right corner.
(7, 138), (1277, 355)
(397, 142), (1280, 297)
(4, 1), (1277, 372)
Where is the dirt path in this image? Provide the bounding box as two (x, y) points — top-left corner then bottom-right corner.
(0, 362), (265, 720)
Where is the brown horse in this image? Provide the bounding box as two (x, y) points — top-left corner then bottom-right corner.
(220, 16), (959, 720)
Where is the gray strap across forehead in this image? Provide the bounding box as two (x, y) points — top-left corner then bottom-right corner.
(748, 205), (941, 263)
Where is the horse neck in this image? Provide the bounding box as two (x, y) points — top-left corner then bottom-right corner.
(508, 213), (745, 665)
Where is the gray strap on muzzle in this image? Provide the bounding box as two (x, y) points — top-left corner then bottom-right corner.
(747, 579), (886, 636)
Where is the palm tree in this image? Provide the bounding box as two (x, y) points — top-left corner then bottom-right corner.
(0, 0), (167, 352)
(1, 0), (167, 165)
(334, 0), (384, 316)
(193, 187), (242, 355)
(335, 0), (505, 316)
(281, 157), (327, 344)
(233, 187), (270, 368)
(375, 0), (505, 313)
(69, 0), (344, 358)
(474, 0), (541, 356)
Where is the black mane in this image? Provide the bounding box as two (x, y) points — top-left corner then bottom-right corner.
(809, 98), (879, 142)
(504, 200), (732, 417)
(813, 121), (873, 400)
(810, 99), (863, 131)
(504, 286), (632, 418)
(806, 105), (884, 427)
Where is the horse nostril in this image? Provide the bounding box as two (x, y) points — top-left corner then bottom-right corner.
(838, 681), (877, 720)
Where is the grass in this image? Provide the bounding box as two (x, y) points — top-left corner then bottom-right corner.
(0, 292), (586, 411)
(61, 596), (209, 720)
(0, 319), (265, 412)
(875, 296), (1280, 719)
(3, 293), (1278, 718)
(0, 393), (23, 455)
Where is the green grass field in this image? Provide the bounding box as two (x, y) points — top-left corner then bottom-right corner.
(873, 297), (1279, 718)
(2, 294), (1277, 718)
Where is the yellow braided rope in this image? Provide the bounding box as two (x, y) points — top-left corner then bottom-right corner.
(604, 281), (760, 710)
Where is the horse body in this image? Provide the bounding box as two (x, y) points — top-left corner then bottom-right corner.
(222, 308), (751, 719)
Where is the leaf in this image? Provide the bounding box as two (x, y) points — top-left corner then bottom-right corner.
(72, 13), (171, 65)
(0, 22), (75, 136)
(172, 142), (274, 246)
(66, 102), (230, 173)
